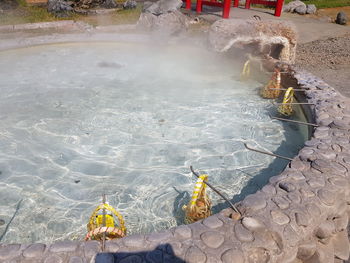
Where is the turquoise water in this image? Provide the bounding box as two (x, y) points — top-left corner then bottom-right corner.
(0, 42), (307, 243)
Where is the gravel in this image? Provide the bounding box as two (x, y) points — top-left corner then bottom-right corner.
(295, 33), (350, 97)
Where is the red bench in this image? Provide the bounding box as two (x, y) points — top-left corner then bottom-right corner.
(183, 0), (284, 18)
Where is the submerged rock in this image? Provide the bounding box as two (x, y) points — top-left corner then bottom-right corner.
(336, 11), (348, 25)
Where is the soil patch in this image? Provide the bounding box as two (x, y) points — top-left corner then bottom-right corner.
(295, 33), (350, 97)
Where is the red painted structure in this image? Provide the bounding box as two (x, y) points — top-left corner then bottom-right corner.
(183, 0), (284, 18)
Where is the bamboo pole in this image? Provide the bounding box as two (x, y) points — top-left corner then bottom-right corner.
(244, 143), (293, 161)
(272, 102), (315, 105)
(270, 115), (319, 127)
(190, 166), (241, 215)
(268, 88), (306, 91)
(102, 194), (106, 251)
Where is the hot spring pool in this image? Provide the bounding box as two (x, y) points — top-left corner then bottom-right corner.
(0, 42), (307, 243)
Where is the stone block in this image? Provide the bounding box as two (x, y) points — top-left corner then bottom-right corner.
(174, 225), (192, 240)
(49, 240), (78, 253)
(122, 234), (146, 248)
(221, 248), (245, 263)
(185, 246), (206, 263)
(83, 240), (101, 259)
(332, 230), (350, 260)
(333, 213), (349, 232)
(316, 221), (336, 239)
(0, 244), (21, 260)
(147, 231), (173, 243)
(203, 216), (223, 229)
(22, 243), (46, 258)
(297, 242), (317, 260)
(271, 210), (290, 225)
(200, 231), (225, 248)
(234, 223), (254, 242)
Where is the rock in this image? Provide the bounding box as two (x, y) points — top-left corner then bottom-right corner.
(185, 246), (206, 263)
(221, 249), (245, 263)
(143, 0), (182, 15)
(336, 11), (348, 25)
(208, 19), (297, 63)
(315, 221), (335, 239)
(295, 4), (307, 15)
(306, 4), (316, 14)
(297, 242), (317, 260)
(283, 0), (305, 13)
(271, 210), (290, 225)
(200, 231), (225, 248)
(203, 216), (223, 229)
(23, 244), (46, 258)
(47, 0), (73, 17)
(100, 0), (117, 9)
(332, 230), (350, 260)
(234, 223), (254, 242)
(247, 247), (270, 263)
(123, 0), (137, 9)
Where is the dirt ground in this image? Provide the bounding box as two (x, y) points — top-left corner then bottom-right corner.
(295, 7), (350, 97)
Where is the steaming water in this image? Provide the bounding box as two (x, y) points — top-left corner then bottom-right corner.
(0, 42), (307, 243)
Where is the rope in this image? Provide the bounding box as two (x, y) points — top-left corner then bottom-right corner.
(86, 203), (126, 241)
(183, 174), (212, 224)
(261, 68), (281, 99)
(240, 60), (251, 81)
(278, 87), (294, 116)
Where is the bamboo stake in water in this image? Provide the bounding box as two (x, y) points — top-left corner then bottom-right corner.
(244, 143), (293, 161)
(102, 194), (106, 251)
(270, 115), (319, 127)
(190, 166), (241, 215)
(272, 102), (315, 105)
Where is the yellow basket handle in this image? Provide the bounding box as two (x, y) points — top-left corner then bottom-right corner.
(189, 174), (208, 208)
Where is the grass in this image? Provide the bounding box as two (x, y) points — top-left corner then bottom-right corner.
(0, 0), (141, 26)
(284, 0), (350, 8)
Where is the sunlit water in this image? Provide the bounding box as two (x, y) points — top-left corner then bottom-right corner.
(0, 42), (307, 243)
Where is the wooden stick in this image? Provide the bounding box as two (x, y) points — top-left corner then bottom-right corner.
(190, 166), (241, 215)
(270, 115), (319, 127)
(268, 88), (306, 91)
(244, 143), (293, 161)
(273, 102), (315, 105)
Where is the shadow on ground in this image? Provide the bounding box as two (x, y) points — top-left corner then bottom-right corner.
(95, 244), (186, 263)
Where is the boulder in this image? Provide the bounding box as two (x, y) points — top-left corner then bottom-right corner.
(336, 11), (348, 25)
(137, 0), (189, 35)
(47, 0), (73, 17)
(283, 0), (305, 13)
(208, 19), (298, 63)
(123, 0), (137, 9)
(143, 0), (182, 15)
(306, 4), (316, 14)
(294, 4), (307, 15)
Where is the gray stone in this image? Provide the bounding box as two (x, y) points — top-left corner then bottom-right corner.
(305, 241), (335, 263)
(84, 240), (100, 259)
(311, 159), (332, 173)
(317, 189), (336, 206)
(119, 255), (142, 263)
(271, 210), (290, 225)
(221, 249), (244, 263)
(290, 160), (308, 171)
(0, 244), (21, 260)
(242, 217), (264, 230)
(105, 241), (120, 252)
(242, 195), (267, 211)
(295, 212), (310, 227)
(123, 0), (137, 9)
(147, 231), (173, 243)
(297, 242), (317, 260)
(174, 225), (192, 239)
(143, 0), (182, 15)
(295, 4), (307, 14)
(146, 249), (163, 263)
(44, 255), (63, 263)
(122, 234), (146, 248)
(332, 230), (350, 260)
(283, 225), (299, 246)
(336, 11), (348, 25)
(261, 185), (276, 195)
(47, 0), (73, 17)
(23, 243), (46, 258)
(247, 247), (270, 263)
(283, 0), (305, 12)
(69, 256), (85, 263)
(279, 181), (296, 192)
(333, 213), (348, 232)
(306, 5), (316, 14)
(185, 246), (206, 263)
(234, 223), (254, 242)
(50, 241), (78, 253)
(272, 196), (290, 209)
(203, 216), (223, 229)
(316, 221), (335, 239)
(287, 192), (301, 204)
(307, 177), (325, 188)
(328, 177), (348, 189)
(200, 231), (225, 248)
